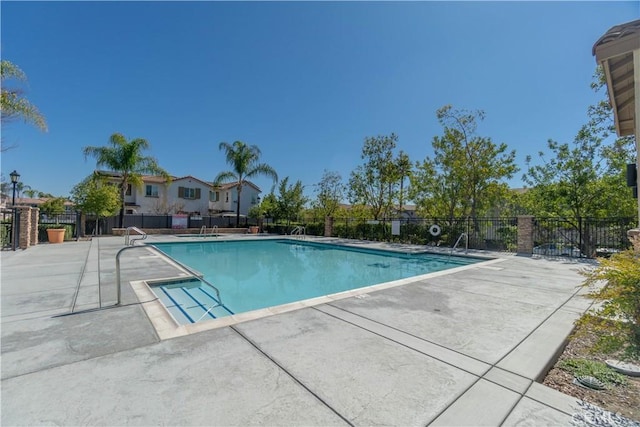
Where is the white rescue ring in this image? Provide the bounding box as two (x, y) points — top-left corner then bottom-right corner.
(429, 224), (441, 237)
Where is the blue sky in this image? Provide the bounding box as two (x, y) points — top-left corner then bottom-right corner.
(1, 1), (638, 201)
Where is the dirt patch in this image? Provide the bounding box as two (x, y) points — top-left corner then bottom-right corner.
(542, 321), (640, 422)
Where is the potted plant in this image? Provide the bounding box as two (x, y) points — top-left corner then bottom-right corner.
(44, 224), (66, 244)
(40, 197), (68, 244)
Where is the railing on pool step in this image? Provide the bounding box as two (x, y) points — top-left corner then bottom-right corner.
(113, 245), (224, 316)
(290, 226), (306, 239)
(449, 232), (469, 258)
(199, 225), (218, 237)
(124, 226), (147, 246)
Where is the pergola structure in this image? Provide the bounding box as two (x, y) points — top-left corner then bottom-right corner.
(593, 19), (640, 224)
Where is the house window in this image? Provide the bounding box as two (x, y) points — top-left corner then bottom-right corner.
(178, 186), (201, 199)
(225, 192), (229, 203)
(209, 191), (220, 202)
(251, 195), (257, 205)
(125, 184), (132, 196)
(145, 185), (158, 197)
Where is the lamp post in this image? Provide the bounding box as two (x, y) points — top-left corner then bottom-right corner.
(10, 170), (20, 206)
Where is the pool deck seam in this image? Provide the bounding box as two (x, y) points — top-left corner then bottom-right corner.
(229, 325), (354, 427)
(318, 287), (588, 423)
(70, 237), (94, 313)
(314, 303), (562, 425)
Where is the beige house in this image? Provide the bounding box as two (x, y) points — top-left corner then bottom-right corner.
(97, 171), (262, 216)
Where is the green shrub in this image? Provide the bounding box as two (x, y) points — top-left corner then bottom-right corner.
(558, 358), (627, 387)
(580, 250), (640, 358)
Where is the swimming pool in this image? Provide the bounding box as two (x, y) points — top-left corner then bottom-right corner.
(175, 234), (220, 238)
(149, 239), (483, 325)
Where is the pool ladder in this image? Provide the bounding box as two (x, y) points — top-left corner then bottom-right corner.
(113, 244), (224, 318)
(199, 225), (218, 237)
(449, 233), (468, 256)
(125, 226), (147, 246)
(290, 226), (306, 239)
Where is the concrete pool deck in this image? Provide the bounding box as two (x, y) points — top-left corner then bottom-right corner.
(1, 235), (596, 426)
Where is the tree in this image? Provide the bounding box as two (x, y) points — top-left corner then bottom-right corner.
(276, 177), (308, 226)
(522, 69), (636, 255)
(71, 174), (121, 235)
(348, 133), (398, 220)
(39, 197), (67, 216)
(83, 133), (168, 228)
(313, 170), (344, 218)
(260, 192), (279, 222)
(410, 105), (518, 221)
(1, 60), (47, 151)
(523, 132), (609, 218)
(213, 141), (278, 227)
(23, 189), (40, 198)
(14, 182), (31, 200)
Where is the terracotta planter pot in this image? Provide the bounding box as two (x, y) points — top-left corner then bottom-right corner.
(249, 226), (259, 234)
(46, 228), (65, 244)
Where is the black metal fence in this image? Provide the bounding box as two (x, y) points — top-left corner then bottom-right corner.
(51, 211), (634, 259)
(295, 217), (519, 252)
(38, 212), (80, 242)
(92, 214), (259, 235)
(533, 217), (635, 258)
(1, 209), (16, 250)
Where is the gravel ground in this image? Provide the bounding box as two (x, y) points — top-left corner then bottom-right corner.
(571, 401), (640, 427)
(543, 321), (640, 423)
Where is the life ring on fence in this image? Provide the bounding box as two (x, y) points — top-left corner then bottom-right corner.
(429, 224), (442, 237)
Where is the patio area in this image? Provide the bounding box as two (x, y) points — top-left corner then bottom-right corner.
(1, 235), (595, 425)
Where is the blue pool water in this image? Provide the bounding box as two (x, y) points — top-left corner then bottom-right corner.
(151, 239), (482, 324)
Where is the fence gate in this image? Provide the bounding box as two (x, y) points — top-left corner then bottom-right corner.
(1, 209), (16, 250)
(533, 217), (634, 258)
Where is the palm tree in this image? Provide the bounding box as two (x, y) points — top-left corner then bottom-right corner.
(83, 133), (168, 228)
(1, 60), (47, 152)
(214, 141), (278, 227)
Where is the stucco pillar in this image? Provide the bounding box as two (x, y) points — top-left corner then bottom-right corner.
(517, 215), (534, 255)
(18, 207), (32, 249)
(324, 216), (334, 237)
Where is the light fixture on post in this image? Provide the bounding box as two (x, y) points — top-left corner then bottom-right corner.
(10, 170), (20, 206)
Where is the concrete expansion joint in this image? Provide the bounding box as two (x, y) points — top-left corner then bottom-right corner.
(229, 325), (354, 427)
(319, 300), (580, 425)
(70, 237), (95, 313)
(316, 303), (489, 373)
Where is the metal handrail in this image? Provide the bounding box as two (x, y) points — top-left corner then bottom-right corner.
(114, 245), (223, 311)
(290, 226), (306, 239)
(199, 225), (218, 237)
(450, 233), (468, 255)
(124, 226), (147, 246)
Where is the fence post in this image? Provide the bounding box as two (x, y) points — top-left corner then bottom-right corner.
(29, 207), (39, 246)
(517, 215), (534, 255)
(12, 208), (20, 251)
(18, 207), (32, 249)
(628, 228), (640, 252)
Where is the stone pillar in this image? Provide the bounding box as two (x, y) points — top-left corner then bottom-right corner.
(517, 215), (534, 255)
(18, 207), (32, 249)
(324, 216), (334, 237)
(29, 207), (39, 246)
(627, 228), (640, 252)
